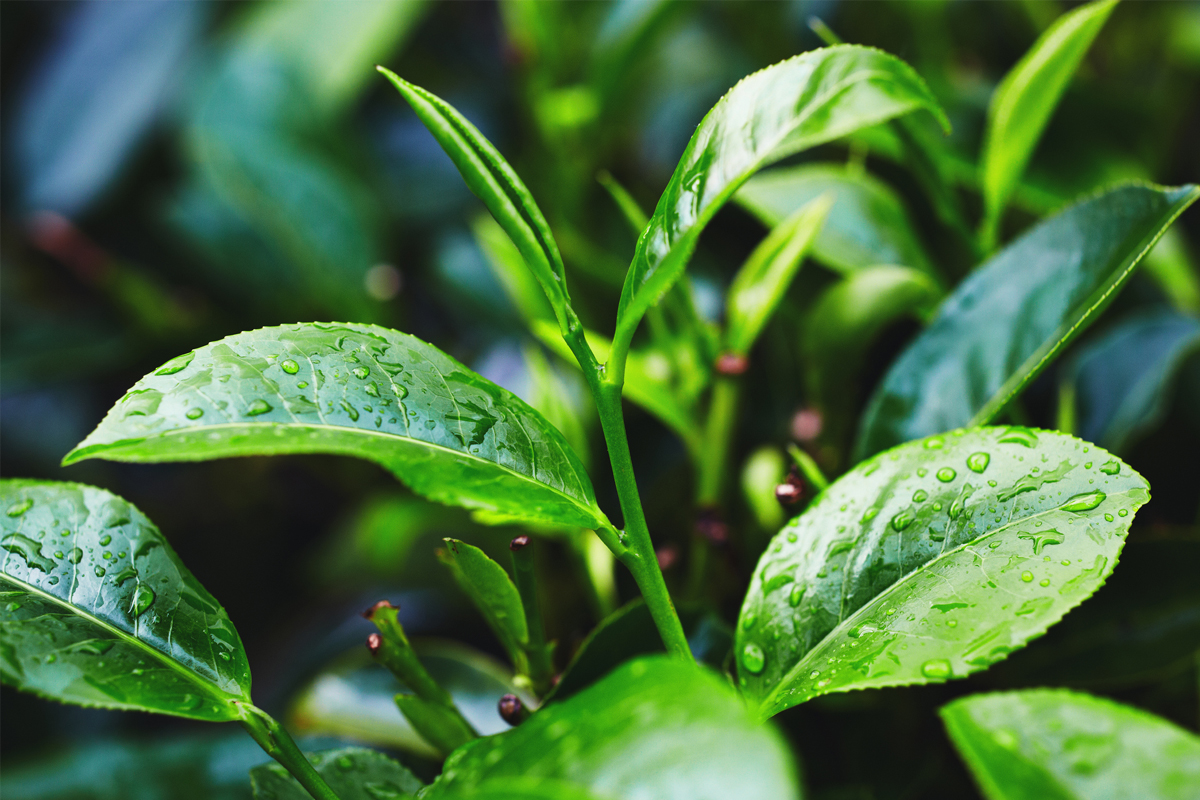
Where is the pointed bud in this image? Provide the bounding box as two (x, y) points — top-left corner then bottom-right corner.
(362, 599), (398, 620)
(366, 632), (382, 655)
(509, 534), (530, 551)
(775, 469), (804, 506)
(498, 693), (528, 726)
(716, 352), (749, 375)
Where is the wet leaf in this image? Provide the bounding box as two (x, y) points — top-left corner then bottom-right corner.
(0, 480), (251, 721)
(737, 427), (1148, 718)
(615, 45), (947, 349)
(855, 183), (1200, 461)
(428, 657), (798, 800)
(942, 689), (1200, 799)
(251, 746), (422, 800)
(64, 324), (608, 532)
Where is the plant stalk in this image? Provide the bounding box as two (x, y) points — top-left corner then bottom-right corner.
(689, 375), (740, 597)
(510, 538), (555, 695)
(239, 704), (342, 800)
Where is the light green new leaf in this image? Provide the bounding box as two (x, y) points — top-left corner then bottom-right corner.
(942, 690), (1200, 800)
(737, 427), (1148, 719)
(614, 45), (948, 353)
(428, 657), (799, 800)
(251, 747), (422, 800)
(64, 324), (607, 532)
(980, 0), (1119, 247)
(737, 163), (935, 275)
(725, 196), (832, 357)
(473, 214), (554, 327)
(438, 539), (529, 670)
(379, 69), (575, 335)
(0, 480), (251, 721)
(855, 182), (1200, 461)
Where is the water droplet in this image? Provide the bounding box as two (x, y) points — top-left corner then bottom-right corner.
(891, 511), (914, 531)
(391, 383), (409, 400)
(1017, 529), (1064, 554)
(1021, 571), (1034, 583)
(740, 643), (766, 675)
(339, 399), (360, 421)
(1104, 513), (1114, 522)
(741, 612), (757, 631)
(352, 367), (370, 380)
(280, 359), (300, 374)
(6, 499), (33, 517)
(245, 399), (272, 416)
(788, 584), (806, 607)
(1099, 460), (1120, 475)
(912, 489), (928, 503)
(936, 467), (956, 482)
(1039, 579), (1051, 587)
(155, 351), (195, 375)
(185, 407), (204, 420)
(1061, 491), (1105, 512)
(94, 566), (106, 578)
(131, 586), (155, 616)
(965, 452), (990, 473)
(67, 547), (83, 564)
(337, 754), (355, 771)
(297, 381), (309, 389)
(365, 382), (380, 398)
(1, 533), (56, 572)
(99, 534), (111, 546)
(1118, 508), (1128, 517)
(947, 619), (958, 628)
(921, 659), (951, 678)
(862, 508), (879, 522)
(993, 729), (1018, 749)
(924, 436), (945, 450)
(6, 601), (21, 611)
(998, 426), (1038, 448)
(809, 670), (820, 679)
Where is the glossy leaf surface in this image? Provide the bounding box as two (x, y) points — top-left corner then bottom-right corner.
(64, 324), (607, 531)
(855, 183), (1200, 460)
(942, 690), (1200, 800)
(0, 480), (250, 721)
(438, 539), (528, 669)
(737, 427), (1148, 718)
(725, 196), (831, 356)
(1067, 308), (1200, 454)
(251, 746), (422, 800)
(429, 657), (798, 800)
(380, 70), (573, 333)
(981, 0), (1118, 244)
(737, 163), (934, 274)
(615, 45), (948, 348)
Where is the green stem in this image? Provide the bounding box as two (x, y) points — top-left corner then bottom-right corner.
(510, 539), (555, 695)
(697, 377), (741, 506)
(239, 704), (342, 800)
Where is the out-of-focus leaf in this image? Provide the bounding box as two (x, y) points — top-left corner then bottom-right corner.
(855, 183), (1200, 461)
(1, 480), (251, 721)
(737, 163), (935, 275)
(737, 428), (1148, 718)
(427, 657), (798, 800)
(980, 0), (1119, 248)
(725, 196), (831, 357)
(473, 214), (554, 326)
(942, 690), (1200, 799)
(437, 539), (529, 671)
(589, 0), (677, 100)
(289, 641), (529, 758)
(250, 747), (422, 800)
(741, 446), (788, 533)
(614, 45), (948, 352)
(1144, 228), (1200, 313)
(1066, 308), (1200, 454)
(64, 324), (607, 532)
(522, 345), (592, 469)
(15, 0), (205, 215)
(438, 781), (603, 800)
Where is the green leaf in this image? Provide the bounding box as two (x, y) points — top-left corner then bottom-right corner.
(438, 539), (529, 671)
(0, 480), (251, 721)
(472, 214), (555, 327)
(980, 0), (1119, 247)
(64, 324), (608, 532)
(1066, 308), (1200, 454)
(855, 183), (1200, 461)
(251, 746), (422, 800)
(724, 196), (832, 357)
(736, 427), (1148, 718)
(737, 163), (935, 275)
(941, 690), (1200, 800)
(614, 45), (948, 350)
(428, 657), (799, 800)
(378, 69), (575, 335)
(436, 780), (603, 800)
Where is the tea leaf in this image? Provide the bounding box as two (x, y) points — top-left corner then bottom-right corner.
(428, 657), (799, 800)
(251, 747), (422, 800)
(980, 0), (1119, 248)
(0, 480), (251, 721)
(855, 182), (1200, 461)
(737, 427), (1148, 718)
(614, 45), (947, 352)
(64, 324), (608, 532)
(942, 690), (1200, 800)
(438, 539), (529, 671)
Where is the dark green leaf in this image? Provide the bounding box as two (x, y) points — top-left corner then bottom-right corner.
(438, 539), (529, 671)
(737, 163), (935, 275)
(64, 324), (608, 532)
(379, 69), (575, 334)
(737, 427), (1148, 718)
(0, 480), (251, 721)
(251, 746), (422, 800)
(855, 183), (1200, 461)
(428, 657), (799, 800)
(942, 689), (1200, 799)
(980, 0), (1119, 247)
(614, 45), (948, 350)
(725, 196), (831, 357)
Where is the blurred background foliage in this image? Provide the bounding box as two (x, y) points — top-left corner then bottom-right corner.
(2, 1), (1199, 798)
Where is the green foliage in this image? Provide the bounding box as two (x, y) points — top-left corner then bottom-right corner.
(437, 539), (530, 674)
(250, 748), (422, 800)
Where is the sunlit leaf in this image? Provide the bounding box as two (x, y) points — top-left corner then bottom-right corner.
(251, 747), (422, 800)
(64, 324), (608, 532)
(737, 427), (1148, 718)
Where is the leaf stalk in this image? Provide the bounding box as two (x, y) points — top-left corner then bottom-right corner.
(238, 704), (343, 800)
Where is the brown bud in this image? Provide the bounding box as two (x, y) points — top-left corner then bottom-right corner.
(775, 480), (803, 506)
(509, 534), (530, 551)
(498, 693), (528, 726)
(366, 632), (382, 655)
(362, 599), (398, 620)
(655, 544), (679, 570)
(715, 352), (749, 375)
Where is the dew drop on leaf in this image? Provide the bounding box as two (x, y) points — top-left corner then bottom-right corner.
(966, 452), (990, 473)
(1099, 460), (1121, 475)
(352, 367), (370, 380)
(186, 407), (204, 420)
(280, 359), (300, 374)
(936, 467), (956, 482)
(920, 659), (951, 678)
(67, 547), (83, 564)
(94, 566), (106, 578)
(6, 499), (33, 517)
(155, 351), (194, 375)
(1061, 491), (1105, 512)
(131, 586), (155, 616)
(741, 643), (766, 675)
(891, 511), (914, 531)
(1021, 571), (1034, 583)
(246, 399), (272, 416)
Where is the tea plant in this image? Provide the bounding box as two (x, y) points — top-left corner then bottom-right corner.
(4, 1), (1200, 798)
